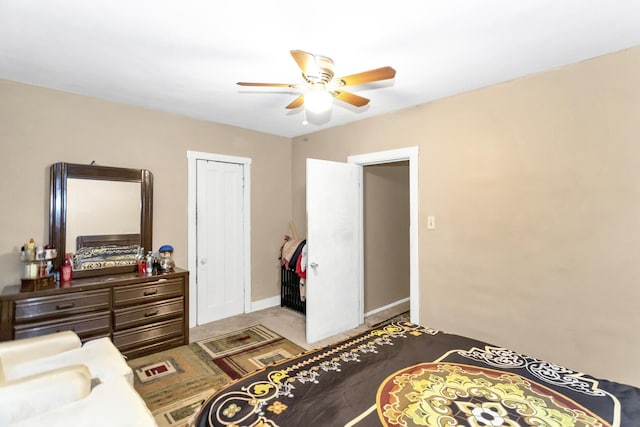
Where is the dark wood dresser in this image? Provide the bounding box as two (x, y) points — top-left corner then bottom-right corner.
(0, 268), (189, 359)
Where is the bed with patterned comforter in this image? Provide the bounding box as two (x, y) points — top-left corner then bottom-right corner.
(192, 321), (640, 426)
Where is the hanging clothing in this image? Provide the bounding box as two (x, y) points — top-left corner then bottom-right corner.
(300, 243), (307, 274)
(288, 240), (306, 272)
(295, 243), (306, 280)
(281, 238), (303, 269)
(296, 243), (307, 301)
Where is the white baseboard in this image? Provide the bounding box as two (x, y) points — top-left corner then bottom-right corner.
(250, 295), (409, 317)
(250, 295), (280, 312)
(364, 297), (410, 318)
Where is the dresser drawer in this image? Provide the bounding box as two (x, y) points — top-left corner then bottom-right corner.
(112, 318), (184, 351)
(113, 278), (184, 307)
(14, 290), (110, 323)
(113, 297), (184, 330)
(14, 310), (111, 340)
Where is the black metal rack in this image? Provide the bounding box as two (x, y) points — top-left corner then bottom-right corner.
(280, 266), (306, 314)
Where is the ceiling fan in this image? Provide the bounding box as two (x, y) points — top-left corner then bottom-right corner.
(237, 50), (396, 113)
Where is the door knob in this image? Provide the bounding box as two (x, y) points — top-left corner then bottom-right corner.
(200, 258), (207, 265)
(310, 262), (318, 269)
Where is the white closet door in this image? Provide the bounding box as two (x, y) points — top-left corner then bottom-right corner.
(196, 159), (244, 324)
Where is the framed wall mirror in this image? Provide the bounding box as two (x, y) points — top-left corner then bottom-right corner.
(49, 163), (153, 278)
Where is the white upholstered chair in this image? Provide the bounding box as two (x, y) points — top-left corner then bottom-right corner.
(0, 331), (133, 386)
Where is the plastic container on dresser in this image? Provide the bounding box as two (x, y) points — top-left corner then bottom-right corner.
(0, 268), (189, 359)
(19, 250), (57, 292)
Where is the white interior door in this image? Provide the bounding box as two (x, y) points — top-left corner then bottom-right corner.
(196, 159), (244, 324)
(306, 158), (361, 343)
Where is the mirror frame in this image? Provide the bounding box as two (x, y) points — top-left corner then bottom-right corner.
(49, 162), (153, 278)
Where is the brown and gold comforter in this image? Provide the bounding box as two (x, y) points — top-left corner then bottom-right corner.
(192, 321), (640, 426)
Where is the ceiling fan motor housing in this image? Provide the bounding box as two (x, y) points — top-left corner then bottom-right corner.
(303, 55), (335, 85)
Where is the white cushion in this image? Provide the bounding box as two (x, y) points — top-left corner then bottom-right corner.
(0, 365), (91, 425)
(12, 376), (157, 427)
(3, 337), (133, 385)
(0, 331), (81, 382)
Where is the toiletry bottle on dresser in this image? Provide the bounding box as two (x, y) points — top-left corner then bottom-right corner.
(60, 253), (73, 283)
(145, 251), (154, 276)
(136, 247), (146, 274)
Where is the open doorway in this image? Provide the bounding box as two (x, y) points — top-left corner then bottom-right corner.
(303, 149), (418, 343)
(348, 147), (419, 325)
(363, 161), (410, 316)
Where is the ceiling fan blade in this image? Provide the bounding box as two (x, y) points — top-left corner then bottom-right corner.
(333, 90), (370, 107)
(290, 50), (321, 78)
(285, 95), (305, 109)
(237, 82), (299, 88)
(337, 66), (396, 87)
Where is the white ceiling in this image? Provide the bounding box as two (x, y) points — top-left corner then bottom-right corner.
(1, 1), (640, 138)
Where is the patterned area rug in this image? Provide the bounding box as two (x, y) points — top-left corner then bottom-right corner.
(128, 325), (306, 427)
(373, 310), (410, 328)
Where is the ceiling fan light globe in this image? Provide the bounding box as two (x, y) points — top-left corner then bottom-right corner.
(304, 89), (332, 113)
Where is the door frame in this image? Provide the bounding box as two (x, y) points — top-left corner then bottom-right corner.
(347, 147), (419, 325)
(187, 150), (252, 328)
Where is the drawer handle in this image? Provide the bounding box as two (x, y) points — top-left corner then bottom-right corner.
(144, 289), (158, 296)
(56, 302), (75, 310)
(144, 310), (159, 317)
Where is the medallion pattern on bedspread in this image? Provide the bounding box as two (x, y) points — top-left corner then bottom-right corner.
(377, 363), (610, 427)
(195, 322), (626, 427)
(203, 322), (432, 426)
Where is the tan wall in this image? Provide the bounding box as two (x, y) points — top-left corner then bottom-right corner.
(3, 45), (640, 387)
(363, 162), (410, 312)
(292, 46), (640, 387)
(0, 79), (291, 301)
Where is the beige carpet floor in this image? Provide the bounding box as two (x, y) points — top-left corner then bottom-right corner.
(189, 301), (411, 350)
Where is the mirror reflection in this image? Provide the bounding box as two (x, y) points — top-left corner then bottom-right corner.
(66, 178), (141, 253)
